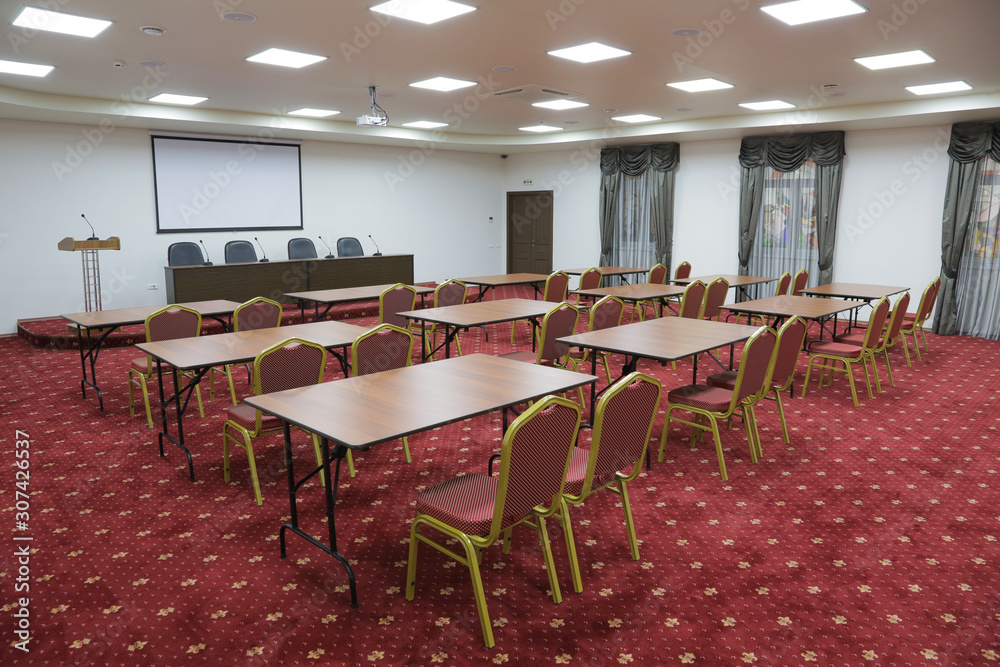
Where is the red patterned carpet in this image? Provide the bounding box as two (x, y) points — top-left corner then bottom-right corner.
(2, 294), (999, 666)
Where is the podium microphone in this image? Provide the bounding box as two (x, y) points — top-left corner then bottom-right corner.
(369, 234), (382, 256)
(254, 237), (270, 262)
(199, 239), (213, 265)
(80, 213), (98, 240)
(318, 236), (335, 259)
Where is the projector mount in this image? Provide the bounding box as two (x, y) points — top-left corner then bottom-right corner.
(357, 86), (388, 127)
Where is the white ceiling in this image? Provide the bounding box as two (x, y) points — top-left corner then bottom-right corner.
(1, 0), (999, 152)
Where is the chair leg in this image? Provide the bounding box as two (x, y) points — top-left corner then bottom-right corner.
(345, 450), (356, 478)
(462, 533), (496, 648)
(882, 350), (895, 387)
(900, 336), (912, 367)
(772, 390), (790, 445)
(139, 375), (154, 430)
(401, 436), (411, 464)
(535, 516), (563, 605)
(659, 407), (675, 462)
(617, 480), (640, 561)
(742, 405), (760, 462)
(919, 326), (929, 352)
(559, 500), (583, 594)
(843, 361), (860, 407)
(405, 520), (422, 600)
(707, 417), (728, 481)
(225, 365), (237, 406)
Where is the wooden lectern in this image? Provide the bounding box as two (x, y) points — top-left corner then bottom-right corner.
(58, 236), (121, 312)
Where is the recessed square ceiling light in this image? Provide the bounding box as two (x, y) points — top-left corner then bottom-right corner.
(0, 58), (53, 77)
(288, 108), (340, 117)
(855, 50), (935, 70)
(532, 99), (589, 110)
(519, 125), (563, 133)
(905, 81), (972, 96)
(12, 6), (112, 38)
(612, 114), (662, 123)
(148, 93), (208, 105)
(667, 78), (733, 93)
(761, 0), (866, 25)
(246, 48), (327, 69)
(409, 76), (476, 91)
(548, 42), (631, 64)
(739, 100), (796, 110)
(402, 120), (449, 128)
(370, 0), (476, 25)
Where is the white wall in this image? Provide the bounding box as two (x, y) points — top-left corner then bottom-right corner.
(0, 118), (506, 333)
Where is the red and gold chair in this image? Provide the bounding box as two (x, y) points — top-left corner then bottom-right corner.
(425, 279), (467, 360)
(633, 262), (668, 322)
(659, 326), (777, 480)
(568, 295), (624, 385)
(345, 324), (415, 477)
(701, 277), (730, 321)
(557, 372), (661, 593)
(502, 301), (581, 402)
(900, 278), (939, 362)
(674, 261), (691, 280)
(834, 292), (910, 385)
(405, 395), (582, 648)
(511, 270), (569, 342)
(210, 296), (283, 406)
(802, 297), (890, 407)
(791, 268), (809, 296)
(221, 337), (327, 506)
(379, 283), (418, 333)
(128, 305), (204, 429)
(574, 266), (603, 311)
(707, 316), (807, 446)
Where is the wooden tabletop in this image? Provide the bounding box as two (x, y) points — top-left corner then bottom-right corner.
(573, 283), (685, 302)
(559, 316), (761, 362)
(672, 274), (776, 287)
(457, 273), (549, 287)
(562, 266), (648, 277)
(397, 298), (553, 327)
(245, 353), (598, 450)
(797, 283), (909, 300)
(723, 295), (868, 319)
(136, 320), (371, 370)
(285, 284), (434, 304)
(62, 300), (241, 328)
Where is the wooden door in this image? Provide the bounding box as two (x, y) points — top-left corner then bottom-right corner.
(506, 191), (553, 274)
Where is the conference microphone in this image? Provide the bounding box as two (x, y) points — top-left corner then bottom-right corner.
(80, 213), (98, 240)
(199, 239), (213, 265)
(254, 236), (270, 262)
(318, 236), (335, 259)
(369, 234), (383, 256)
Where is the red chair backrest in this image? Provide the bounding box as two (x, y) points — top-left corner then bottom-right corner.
(733, 327), (778, 405)
(537, 303), (579, 363)
(544, 271), (570, 302)
(702, 278), (730, 320)
(861, 298), (891, 352)
(883, 292), (910, 343)
(235, 298), (282, 332)
(147, 307), (200, 342)
(775, 272), (792, 296)
(353, 325), (413, 376)
(579, 268), (602, 291)
(791, 269), (809, 296)
(497, 399), (581, 529)
(380, 284), (417, 327)
(679, 281), (706, 319)
(674, 261), (691, 280)
(590, 296), (624, 332)
(257, 340), (326, 394)
(588, 374), (661, 489)
(435, 280), (466, 308)
(770, 317), (807, 390)
(648, 264), (667, 285)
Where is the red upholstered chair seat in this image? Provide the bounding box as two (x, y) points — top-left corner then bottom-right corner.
(807, 340), (863, 357)
(416, 473), (500, 536)
(130, 357), (151, 372)
(667, 385), (734, 412)
(706, 369), (738, 390)
(224, 403), (282, 431)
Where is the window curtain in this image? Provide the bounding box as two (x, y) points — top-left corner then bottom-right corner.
(738, 131), (845, 288)
(599, 144), (680, 271)
(933, 120), (1000, 336)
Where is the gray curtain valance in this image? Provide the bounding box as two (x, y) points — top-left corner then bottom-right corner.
(739, 131), (845, 172)
(600, 143), (679, 176)
(947, 121), (1000, 164)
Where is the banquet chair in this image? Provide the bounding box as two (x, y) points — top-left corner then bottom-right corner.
(674, 261), (691, 280)
(128, 305), (205, 430)
(774, 271), (792, 296)
(834, 292), (910, 385)
(209, 297), (283, 406)
(167, 241), (206, 267)
(345, 324), (415, 477)
(221, 338), (327, 506)
(678, 280), (707, 319)
(287, 237), (318, 260)
(568, 296), (625, 385)
(336, 236), (364, 257)
(379, 283), (418, 331)
(425, 279), (467, 360)
(659, 325), (777, 481)
(556, 372), (661, 593)
(511, 270), (569, 342)
(574, 267), (603, 309)
(633, 262), (668, 322)
(405, 395), (582, 648)
(791, 269), (809, 296)
(900, 278), (939, 362)
(224, 240), (257, 264)
(701, 277), (730, 321)
(707, 316), (807, 446)
(502, 301), (581, 403)
(802, 297), (890, 407)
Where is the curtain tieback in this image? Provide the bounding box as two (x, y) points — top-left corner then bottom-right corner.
(941, 263), (958, 280)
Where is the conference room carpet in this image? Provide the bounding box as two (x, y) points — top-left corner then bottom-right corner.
(2, 302), (998, 665)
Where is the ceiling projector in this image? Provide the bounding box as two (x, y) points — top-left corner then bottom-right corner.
(357, 114), (387, 127)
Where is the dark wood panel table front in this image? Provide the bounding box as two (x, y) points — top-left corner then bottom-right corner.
(62, 299), (240, 411)
(136, 320), (372, 481)
(398, 298), (554, 361)
(458, 273), (549, 301)
(245, 353), (598, 608)
(286, 283), (434, 323)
